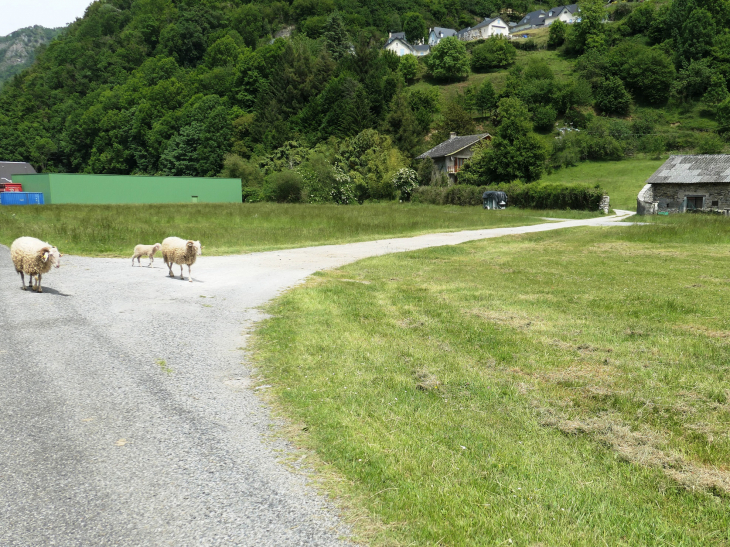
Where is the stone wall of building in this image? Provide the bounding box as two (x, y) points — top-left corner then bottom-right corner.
(651, 183), (730, 213)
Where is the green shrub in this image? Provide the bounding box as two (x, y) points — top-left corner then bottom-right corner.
(533, 105), (558, 132)
(262, 170), (303, 203)
(695, 133), (725, 154)
(470, 37), (516, 71)
(513, 39), (537, 51)
(412, 182), (604, 210)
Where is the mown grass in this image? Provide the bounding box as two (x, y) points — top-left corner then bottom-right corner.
(253, 214), (730, 546)
(540, 157), (665, 210)
(0, 202), (598, 257)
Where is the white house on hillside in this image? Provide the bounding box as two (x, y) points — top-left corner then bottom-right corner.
(512, 10), (547, 33)
(544, 4), (580, 26)
(428, 27), (457, 46)
(457, 17), (509, 41)
(383, 32), (430, 56)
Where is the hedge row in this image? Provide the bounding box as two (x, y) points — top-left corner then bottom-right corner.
(411, 182), (605, 210)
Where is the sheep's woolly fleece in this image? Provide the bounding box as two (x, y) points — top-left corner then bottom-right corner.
(10, 236), (61, 291)
(132, 243), (161, 266)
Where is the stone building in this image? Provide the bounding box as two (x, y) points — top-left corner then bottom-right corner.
(416, 132), (491, 185)
(637, 155), (730, 214)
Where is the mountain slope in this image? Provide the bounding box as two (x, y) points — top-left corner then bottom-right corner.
(0, 26), (63, 87)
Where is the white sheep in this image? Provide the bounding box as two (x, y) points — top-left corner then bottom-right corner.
(161, 237), (202, 282)
(10, 236), (62, 293)
(132, 243), (162, 267)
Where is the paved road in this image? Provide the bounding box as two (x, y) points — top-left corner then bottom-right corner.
(0, 211), (634, 546)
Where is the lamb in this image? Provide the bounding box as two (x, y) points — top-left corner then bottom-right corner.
(10, 236), (62, 293)
(132, 243), (162, 267)
(161, 237), (202, 282)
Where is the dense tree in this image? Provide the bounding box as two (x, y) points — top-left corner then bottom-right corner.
(471, 37), (516, 71)
(675, 8), (716, 67)
(717, 96), (730, 135)
(547, 20), (567, 48)
(398, 54), (419, 81)
(461, 98), (546, 184)
(323, 12), (350, 61)
(566, 0), (607, 53)
(474, 80), (497, 116)
(402, 12), (427, 44)
(594, 76), (632, 115)
(426, 37), (470, 80)
(432, 99), (476, 144)
(624, 48), (676, 105)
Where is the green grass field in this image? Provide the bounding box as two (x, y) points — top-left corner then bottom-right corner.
(540, 157), (665, 210)
(0, 202), (599, 257)
(253, 214), (730, 545)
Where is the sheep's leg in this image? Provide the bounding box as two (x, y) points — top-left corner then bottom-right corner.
(179, 265), (184, 279)
(188, 264), (192, 283)
(148, 256), (153, 267)
(19, 271), (26, 290)
(36, 274), (42, 293)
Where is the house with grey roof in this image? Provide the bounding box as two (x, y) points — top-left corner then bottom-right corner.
(0, 161), (36, 186)
(383, 32), (430, 57)
(637, 155), (730, 214)
(456, 17), (510, 42)
(416, 132), (491, 184)
(544, 4), (580, 26)
(511, 10), (547, 33)
(429, 27), (457, 46)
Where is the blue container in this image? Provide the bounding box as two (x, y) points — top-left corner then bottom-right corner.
(0, 192), (44, 205)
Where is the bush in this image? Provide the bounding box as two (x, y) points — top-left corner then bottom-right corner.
(220, 153), (264, 202)
(594, 76), (632, 116)
(513, 39), (537, 51)
(391, 168), (419, 200)
(398, 54), (420, 81)
(533, 105), (558, 132)
(547, 20), (567, 49)
(696, 133), (725, 154)
(262, 170), (303, 203)
(470, 37), (516, 71)
(412, 182), (604, 210)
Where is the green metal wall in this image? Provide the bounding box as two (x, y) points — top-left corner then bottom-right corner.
(12, 174), (241, 204)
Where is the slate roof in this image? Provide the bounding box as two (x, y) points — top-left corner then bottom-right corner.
(431, 27), (457, 38)
(646, 155), (730, 184)
(0, 161), (36, 184)
(547, 4), (579, 16)
(413, 44), (430, 54)
(515, 10), (547, 27)
(416, 133), (491, 159)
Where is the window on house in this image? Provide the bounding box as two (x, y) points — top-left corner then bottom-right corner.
(685, 196), (704, 210)
(712, 200), (719, 207)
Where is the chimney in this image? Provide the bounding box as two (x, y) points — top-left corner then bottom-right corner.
(450, 132), (457, 140)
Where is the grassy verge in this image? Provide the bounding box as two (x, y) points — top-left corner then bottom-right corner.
(540, 157), (665, 210)
(0, 202), (599, 257)
(253, 214), (730, 545)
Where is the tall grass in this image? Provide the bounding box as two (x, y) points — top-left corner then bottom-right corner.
(540, 157), (665, 210)
(254, 214), (730, 545)
(0, 202), (597, 256)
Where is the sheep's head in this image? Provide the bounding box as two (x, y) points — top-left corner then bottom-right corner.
(187, 240), (202, 256)
(41, 246), (62, 268)
(152, 243), (162, 253)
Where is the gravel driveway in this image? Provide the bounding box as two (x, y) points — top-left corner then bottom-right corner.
(0, 212), (633, 546)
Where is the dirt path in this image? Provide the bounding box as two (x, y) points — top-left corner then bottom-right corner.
(0, 211), (634, 546)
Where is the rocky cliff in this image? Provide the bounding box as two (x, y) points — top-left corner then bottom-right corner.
(0, 26), (62, 87)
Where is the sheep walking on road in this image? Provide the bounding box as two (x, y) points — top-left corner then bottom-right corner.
(161, 237), (202, 283)
(132, 243), (162, 267)
(10, 236), (62, 292)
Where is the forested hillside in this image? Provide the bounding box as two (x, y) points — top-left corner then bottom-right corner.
(0, 0), (728, 203)
(0, 26), (62, 87)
